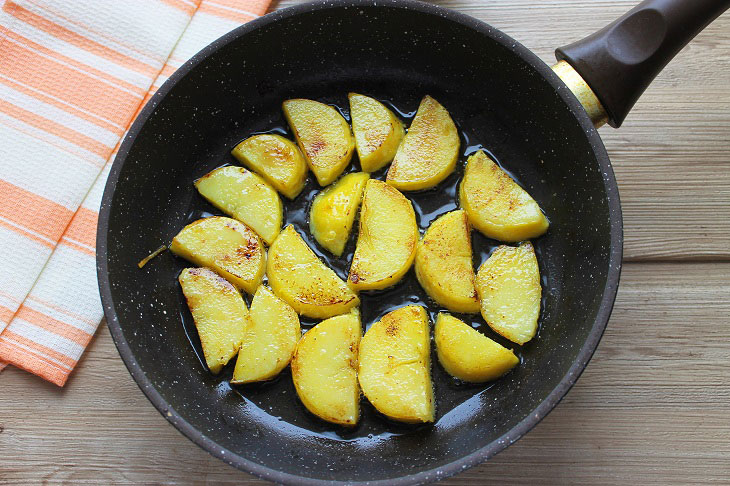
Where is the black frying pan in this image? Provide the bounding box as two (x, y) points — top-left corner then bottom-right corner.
(97, 0), (729, 484)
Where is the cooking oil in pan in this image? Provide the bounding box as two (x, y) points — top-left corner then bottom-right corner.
(175, 96), (549, 443)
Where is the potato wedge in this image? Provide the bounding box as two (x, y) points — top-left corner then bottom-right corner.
(460, 150), (548, 242)
(231, 134), (308, 200)
(310, 172), (369, 256)
(358, 305), (434, 423)
(267, 225), (359, 318)
(283, 99), (354, 186)
(179, 267), (248, 374)
(348, 179), (418, 291)
(434, 313), (518, 383)
(170, 217), (265, 295)
(195, 166), (282, 246)
(415, 210), (480, 313)
(386, 95), (459, 191)
(231, 285), (300, 384)
(291, 310), (362, 426)
(476, 242), (541, 345)
(348, 93), (404, 172)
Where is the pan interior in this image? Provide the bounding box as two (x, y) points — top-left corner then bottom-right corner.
(103, 3), (615, 483)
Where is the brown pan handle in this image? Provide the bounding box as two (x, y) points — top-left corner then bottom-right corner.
(553, 0), (730, 128)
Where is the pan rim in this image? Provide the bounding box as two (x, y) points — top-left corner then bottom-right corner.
(96, 0), (624, 484)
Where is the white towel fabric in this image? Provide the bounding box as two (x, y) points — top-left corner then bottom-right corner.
(0, 0), (269, 385)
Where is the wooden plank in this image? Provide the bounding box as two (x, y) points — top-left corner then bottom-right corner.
(3, 2), (730, 486)
(276, 0), (730, 261)
(2, 262), (729, 484)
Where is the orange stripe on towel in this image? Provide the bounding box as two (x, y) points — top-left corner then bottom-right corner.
(0, 26), (147, 96)
(15, 306), (93, 346)
(0, 180), (74, 243)
(0, 97), (112, 157)
(198, 2), (256, 23)
(0, 74), (123, 134)
(0, 37), (141, 128)
(62, 207), (98, 250)
(0, 330), (77, 368)
(0, 338), (71, 385)
(4, 2), (159, 75)
(26, 295), (99, 328)
(0, 304), (16, 325)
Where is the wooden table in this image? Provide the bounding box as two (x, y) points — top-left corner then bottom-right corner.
(2, 1), (729, 484)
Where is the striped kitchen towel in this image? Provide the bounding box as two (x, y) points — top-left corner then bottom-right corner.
(0, 0), (270, 385)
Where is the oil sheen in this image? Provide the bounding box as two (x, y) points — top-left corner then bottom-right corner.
(175, 95), (548, 443)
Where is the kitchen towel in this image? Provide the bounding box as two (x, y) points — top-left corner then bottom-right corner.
(0, 0), (270, 385)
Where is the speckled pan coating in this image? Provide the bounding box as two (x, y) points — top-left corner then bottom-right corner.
(97, 1), (623, 484)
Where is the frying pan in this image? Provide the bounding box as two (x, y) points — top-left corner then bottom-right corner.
(97, 0), (729, 484)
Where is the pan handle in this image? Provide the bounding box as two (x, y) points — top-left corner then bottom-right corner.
(553, 0), (730, 128)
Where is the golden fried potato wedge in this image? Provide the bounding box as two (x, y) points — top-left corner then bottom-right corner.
(283, 99), (354, 186)
(348, 93), (404, 172)
(434, 313), (518, 383)
(291, 310), (362, 426)
(358, 305), (434, 423)
(231, 134), (308, 200)
(460, 150), (548, 242)
(310, 172), (369, 256)
(415, 210), (480, 313)
(267, 225), (359, 319)
(195, 166), (282, 245)
(348, 179), (418, 291)
(476, 242), (541, 345)
(170, 217), (265, 295)
(231, 285), (300, 384)
(386, 95), (459, 191)
(179, 267), (248, 374)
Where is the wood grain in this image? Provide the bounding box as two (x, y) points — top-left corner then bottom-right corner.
(276, 0), (730, 261)
(2, 263), (729, 485)
(442, 0), (730, 261)
(3, 2), (730, 485)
